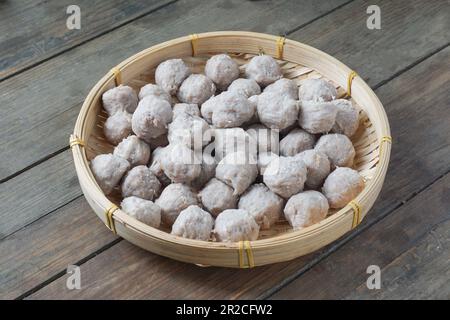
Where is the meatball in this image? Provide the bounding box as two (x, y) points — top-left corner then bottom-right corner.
(315, 133), (355, 168)
(90, 154), (130, 195)
(213, 128), (257, 161)
(113, 135), (150, 167)
(263, 156), (307, 198)
(103, 110), (132, 145)
(171, 205), (214, 241)
(121, 196), (161, 228)
(299, 78), (337, 102)
(155, 183), (199, 226)
(148, 146), (171, 186)
(160, 143), (201, 184)
(168, 112), (211, 150)
(198, 178), (238, 217)
(177, 74), (216, 105)
(246, 124), (279, 154)
(284, 191), (329, 229)
(245, 55), (282, 87)
(263, 78), (298, 100)
(138, 83), (172, 103)
(132, 96), (173, 141)
(121, 165), (161, 200)
(214, 209), (259, 242)
(257, 152), (278, 175)
(295, 149), (330, 189)
(204, 54), (239, 89)
(227, 78), (261, 97)
(299, 100), (338, 134)
(215, 151), (258, 196)
(257, 91), (299, 130)
(331, 99), (360, 137)
(173, 103), (201, 118)
(155, 59), (191, 95)
(322, 167), (364, 209)
(102, 85), (138, 115)
(238, 183), (284, 229)
(279, 128), (316, 156)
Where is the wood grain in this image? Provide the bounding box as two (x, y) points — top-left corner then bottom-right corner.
(24, 46), (450, 299)
(270, 173), (450, 300)
(0, 0), (173, 80)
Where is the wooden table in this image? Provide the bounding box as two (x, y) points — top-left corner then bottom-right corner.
(1, 0), (449, 300)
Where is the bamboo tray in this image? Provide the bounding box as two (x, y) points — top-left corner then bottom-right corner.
(71, 31), (391, 268)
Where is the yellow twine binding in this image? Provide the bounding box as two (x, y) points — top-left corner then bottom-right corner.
(190, 34), (199, 56)
(69, 135), (84, 148)
(346, 70), (358, 97)
(349, 200), (361, 228)
(379, 135), (392, 158)
(238, 240), (255, 268)
(106, 204), (119, 234)
(111, 67), (122, 86)
(276, 36), (286, 59)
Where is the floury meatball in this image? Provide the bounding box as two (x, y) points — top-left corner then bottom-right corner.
(263, 156), (307, 198)
(168, 112), (211, 149)
(263, 78), (298, 100)
(160, 143), (201, 184)
(121, 196), (161, 228)
(177, 74), (216, 105)
(102, 85), (138, 115)
(279, 128), (315, 156)
(113, 135), (150, 167)
(257, 91), (299, 130)
(238, 184), (284, 229)
(227, 78), (261, 97)
(214, 209), (259, 242)
(322, 167), (364, 209)
(245, 55), (282, 87)
(331, 99), (360, 137)
(295, 150), (330, 189)
(299, 78), (337, 102)
(284, 191), (329, 229)
(155, 183), (199, 226)
(171, 205), (214, 241)
(204, 54), (240, 89)
(299, 100), (338, 134)
(198, 178), (238, 217)
(121, 165), (161, 200)
(103, 110), (132, 145)
(315, 133), (355, 168)
(138, 83), (172, 103)
(132, 96), (173, 142)
(90, 154), (130, 195)
(155, 59), (191, 95)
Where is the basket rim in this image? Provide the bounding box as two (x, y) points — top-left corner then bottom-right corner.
(72, 31), (391, 252)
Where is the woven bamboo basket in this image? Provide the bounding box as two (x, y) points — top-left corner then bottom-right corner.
(71, 31), (391, 268)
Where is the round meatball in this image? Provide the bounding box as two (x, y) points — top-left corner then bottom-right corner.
(121, 196), (161, 228)
(121, 165), (161, 200)
(103, 111), (132, 145)
(246, 124), (279, 154)
(160, 143), (201, 184)
(171, 205), (214, 241)
(295, 150), (330, 189)
(214, 209), (259, 242)
(132, 96), (173, 141)
(213, 128), (257, 161)
(227, 78), (261, 97)
(204, 54), (239, 89)
(238, 184), (284, 229)
(198, 178), (238, 217)
(168, 112), (211, 150)
(263, 156), (307, 198)
(138, 83), (172, 103)
(173, 103), (200, 118)
(148, 146), (171, 186)
(177, 74), (216, 105)
(331, 99), (359, 137)
(102, 85), (138, 115)
(257, 91), (299, 130)
(155, 183), (199, 226)
(263, 78), (298, 100)
(315, 133), (355, 168)
(155, 59), (191, 95)
(245, 55), (282, 87)
(257, 152), (278, 175)
(190, 145), (217, 190)
(284, 191), (329, 229)
(322, 167), (364, 209)
(90, 154), (130, 195)
(215, 151), (258, 196)
(279, 128), (316, 156)
(298, 78), (337, 102)
(113, 135), (150, 167)
(299, 100), (338, 134)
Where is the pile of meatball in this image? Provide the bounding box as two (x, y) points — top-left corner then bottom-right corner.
(91, 53), (365, 243)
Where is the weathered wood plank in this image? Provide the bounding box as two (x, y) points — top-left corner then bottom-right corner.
(5, 0), (450, 181)
(270, 173), (450, 300)
(24, 46), (450, 299)
(0, 0), (174, 80)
